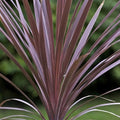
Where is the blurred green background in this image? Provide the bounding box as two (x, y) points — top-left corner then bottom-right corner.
(0, 0), (120, 104)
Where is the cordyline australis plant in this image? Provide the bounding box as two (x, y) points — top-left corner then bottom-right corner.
(0, 0), (120, 119)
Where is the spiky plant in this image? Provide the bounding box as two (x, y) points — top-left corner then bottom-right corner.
(0, 0), (120, 120)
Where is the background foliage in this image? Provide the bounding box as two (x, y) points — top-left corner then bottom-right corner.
(0, 0), (120, 102)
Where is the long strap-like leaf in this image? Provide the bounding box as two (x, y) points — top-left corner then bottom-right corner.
(57, 2), (104, 117)
(0, 73), (45, 120)
(55, 0), (73, 104)
(61, 0), (93, 86)
(68, 1), (104, 72)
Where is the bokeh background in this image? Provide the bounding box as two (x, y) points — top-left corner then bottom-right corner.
(0, 0), (120, 104)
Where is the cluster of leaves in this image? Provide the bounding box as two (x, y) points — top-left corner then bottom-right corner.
(0, 0), (120, 120)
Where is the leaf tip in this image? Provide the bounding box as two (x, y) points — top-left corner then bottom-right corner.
(101, 0), (105, 7)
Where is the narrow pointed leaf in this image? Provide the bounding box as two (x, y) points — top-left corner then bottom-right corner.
(69, 1), (104, 70)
